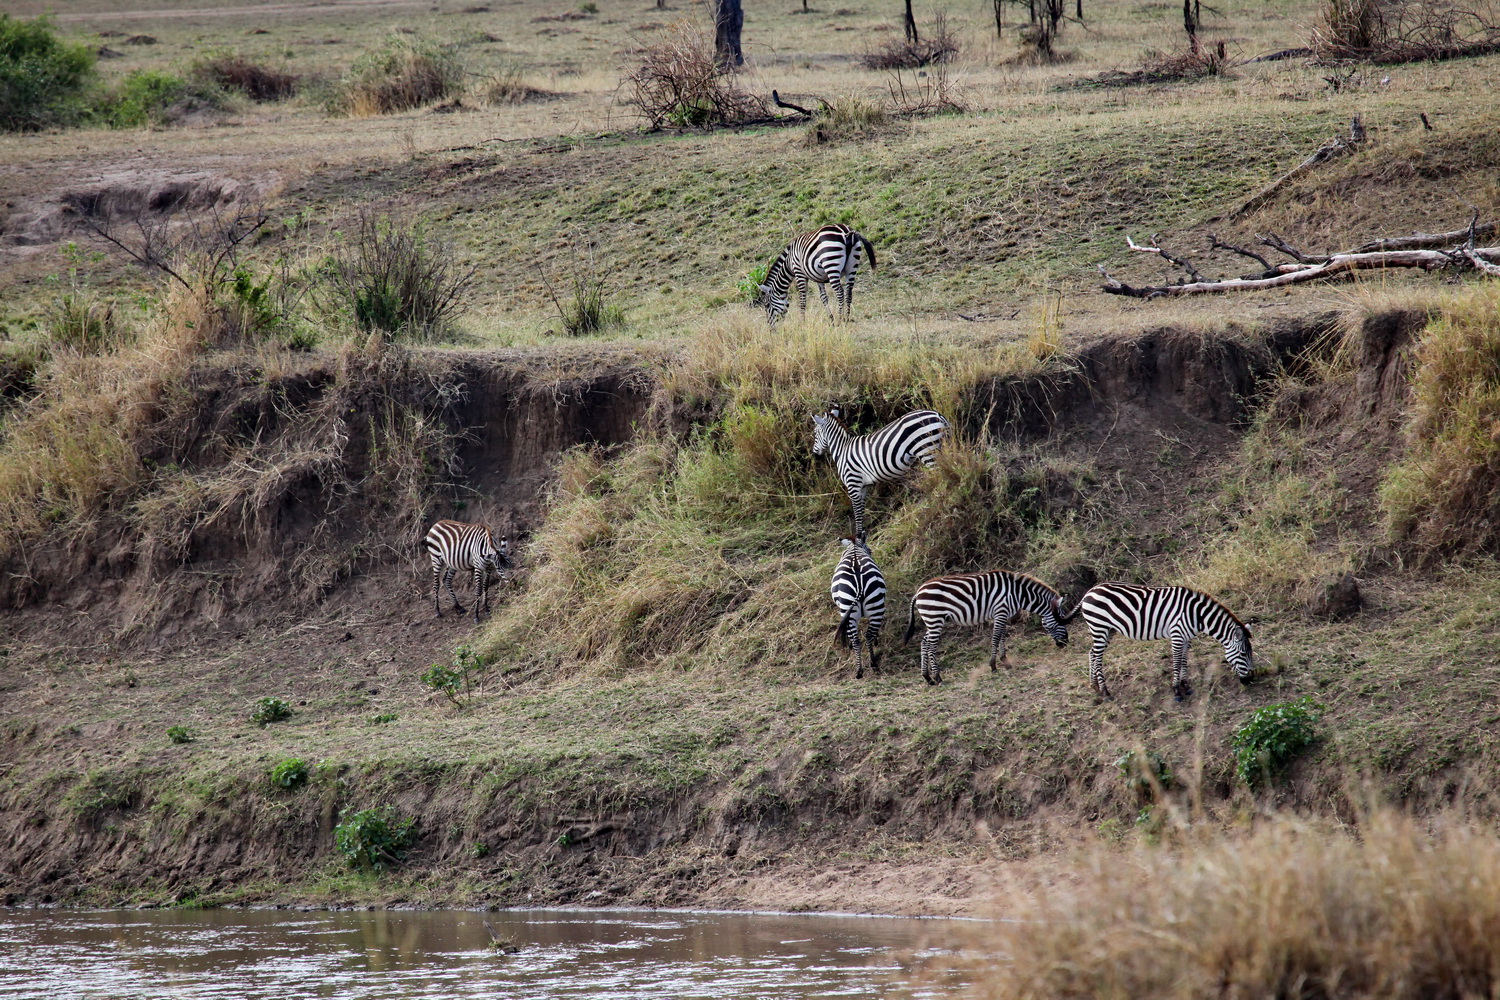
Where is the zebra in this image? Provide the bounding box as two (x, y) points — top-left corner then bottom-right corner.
(756, 223), (877, 326)
(812, 405), (950, 538)
(903, 570), (1069, 686)
(423, 520), (511, 622)
(830, 533), (887, 679)
(1061, 583), (1254, 701)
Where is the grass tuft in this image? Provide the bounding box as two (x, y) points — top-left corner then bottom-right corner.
(333, 33), (462, 116)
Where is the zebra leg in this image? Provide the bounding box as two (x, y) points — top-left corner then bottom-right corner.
(432, 561), (444, 618)
(797, 277), (809, 316)
(473, 565), (486, 623)
(849, 618), (865, 679)
(816, 281), (835, 320)
(1171, 633), (1192, 702)
(921, 624), (945, 685)
(823, 278), (841, 321)
(443, 567), (465, 614)
(989, 615), (1010, 671)
(845, 274), (856, 321)
(1089, 628), (1113, 699)
(867, 619), (882, 674)
(847, 482), (867, 538)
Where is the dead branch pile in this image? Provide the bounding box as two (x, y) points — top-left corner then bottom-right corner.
(626, 20), (767, 130)
(1099, 217), (1500, 298)
(1311, 0), (1500, 63)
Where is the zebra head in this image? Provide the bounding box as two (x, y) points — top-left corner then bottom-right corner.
(1226, 623), (1254, 683)
(811, 406), (845, 457)
(484, 531), (512, 572)
(1040, 594), (1069, 648)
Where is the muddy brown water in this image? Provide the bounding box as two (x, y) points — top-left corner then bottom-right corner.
(0, 907), (975, 998)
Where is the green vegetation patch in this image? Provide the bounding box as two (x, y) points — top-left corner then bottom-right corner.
(0, 15), (95, 132)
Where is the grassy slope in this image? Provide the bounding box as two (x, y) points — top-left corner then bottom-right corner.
(2, 1), (1500, 911)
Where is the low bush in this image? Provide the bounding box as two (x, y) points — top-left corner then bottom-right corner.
(333, 33), (462, 115)
(1114, 747), (1172, 803)
(626, 20), (766, 130)
(1312, 0), (1500, 60)
(250, 696), (293, 726)
(806, 96), (888, 145)
(165, 725), (194, 745)
(333, 806), (416, 870)
(0, 15), (96, 132)
(421, 645), (491, 707)
(1232, 696), (1321, 788)
(268, 757), (309, 789)
(318, 211), (474, 341)
(191, 52), (296, 101)
(480, 64), (551, 105)
(94, 69), (210, 128)
(862, 14), (957, 69)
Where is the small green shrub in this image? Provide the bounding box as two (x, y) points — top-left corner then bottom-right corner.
(166, 725), (195, 745)
(368, 711), (399, 725)
(542, 247), (625, 336)
(736, 263), (769, 304)
(1115, 748), (1173, 803)
(268, 756), (309, 790)
(0, 15), (96, 132)
(334, 806), (416, 870)
(318, 210), (474, 341)
(471, 841), (489, 858)
(1232, 697), (1322, 788)
(95, 69), (187, 127)
(421, 644), (490, 707)
(250, 696), (293, 726)
(43, 243), (128, 352)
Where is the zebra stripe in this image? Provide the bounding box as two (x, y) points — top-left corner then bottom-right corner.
(757, 223), (877, 326)
(829, 534), (887, 679)
(812, 405), (950, 538)
(423, 520), (511, 622)
(1063, 583), (1254, 701)
(903, 570), (1068, 685)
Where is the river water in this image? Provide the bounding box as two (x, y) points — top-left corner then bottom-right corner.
(0, 907), (975, 999)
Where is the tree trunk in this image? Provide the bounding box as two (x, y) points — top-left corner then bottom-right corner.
(715, 0), (744, 67)
(1184, 0), (1199, 53)
(904, 0), (919, 44)
(994, 0), (1004, 39)
(1076, 0), (1083, 19)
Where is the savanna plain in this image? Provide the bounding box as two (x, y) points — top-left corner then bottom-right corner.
(2, 0), (1500, 995)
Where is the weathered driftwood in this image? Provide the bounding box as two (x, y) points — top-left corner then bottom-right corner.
(1100, 226), (1500, 299)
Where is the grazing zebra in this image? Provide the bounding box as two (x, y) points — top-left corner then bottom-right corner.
(757, 223), (877, 326)
(903, 570), (1069, 686)
(1062, 583), (1254, 701)
(423, 520), (511, 622)
(829, 533), (887, 679)
(812, 405), (950, 538)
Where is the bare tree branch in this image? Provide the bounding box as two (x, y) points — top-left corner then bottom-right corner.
(1208, 232), (1274, 273)
(1102, 246), (1500, 298)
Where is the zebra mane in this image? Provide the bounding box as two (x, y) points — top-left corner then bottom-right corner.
(1192, 586), (1249, 632)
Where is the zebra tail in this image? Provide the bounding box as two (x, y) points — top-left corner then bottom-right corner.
(1058, 595), (1086, 624)
(859, 235), (877, 272)
(902, 593), (918, 645)
(835, 606), (856, 648)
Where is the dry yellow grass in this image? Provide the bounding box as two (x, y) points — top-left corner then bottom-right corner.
(963, 807), (1500, 1000)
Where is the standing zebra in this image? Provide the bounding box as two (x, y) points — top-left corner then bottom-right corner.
(812, 405), (950, 538)
(903, 570), (1069, 685)
(423, 520), (511, 622)
(757, 223), (877, 326)
(1062, 583), (1254, 701)
(830, 533), (887, 679)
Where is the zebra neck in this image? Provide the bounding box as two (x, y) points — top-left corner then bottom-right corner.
(822, 422), (853, 459)
(765, 253), (794, 295)
(1204, 608), (1240, 646)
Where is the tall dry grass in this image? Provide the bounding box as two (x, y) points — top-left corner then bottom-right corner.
(964, 809), (1500, 999)
(1379, 282), (1500, 557)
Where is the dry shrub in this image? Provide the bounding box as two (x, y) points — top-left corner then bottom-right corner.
(965, 811), (1500, 1000)
(861, 13), (958, 69)
(480, 65), (553, 105)
(805, 95), (889, 145)
(1142, 39), (1230, 80)
(333, 33), (462, 116)
(625, 20), (766, 129)
(1312, 0), (1500, 60)
(317, 210), (475, 342)
(191, 53), (297, 101)
(1379, 283), (1500, 557)
(884, 61), (967, 115)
